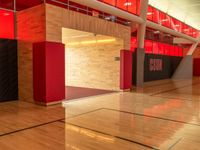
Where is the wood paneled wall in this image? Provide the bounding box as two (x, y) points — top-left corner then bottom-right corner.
(65, 38), (123, 91)
(17, 41), (33, 101)
(17, 4), (46, 42)
(45, 4), (131, 50)
(17, 4), (46, 101)
(16, 3), (131, 101)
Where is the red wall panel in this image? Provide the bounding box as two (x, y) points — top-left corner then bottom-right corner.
(33, 41), (65, 104)
(0, 9), (14, 39)
(193, 58), (200, 76)
(132, 37), (183, 57)
(127, 0), (137, 14)
(45, 42), (65, 102)
(120, 50), (132, 90)
(147, 6), (153, 21)
(116, 0), (127, 11)
(145, 40), (153, 54)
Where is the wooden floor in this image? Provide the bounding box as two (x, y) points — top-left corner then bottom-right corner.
(1, 78), (200, 149)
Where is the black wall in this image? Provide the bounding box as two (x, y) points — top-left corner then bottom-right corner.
(132, 51), (137, 85)
(144, 54), (182, 82)
(132, 53), (182, 84)
(0, 39), (18, 102)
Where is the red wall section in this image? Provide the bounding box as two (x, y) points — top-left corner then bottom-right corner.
(193, 58), (200, 76)
(131, 37), (183, 57)
(147, 6), (198, 38)
(33, 41), (65, 103)
(0, 9), (14, 39)
(33, 42), (46, 101)
(99, 0), (140, 15)
(120, 50), (132, 90)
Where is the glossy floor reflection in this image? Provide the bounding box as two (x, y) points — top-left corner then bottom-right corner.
(63, 77), (200, 150)
(0, 78), (200, 149)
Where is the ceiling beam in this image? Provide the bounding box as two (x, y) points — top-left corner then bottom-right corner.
(69, 0), (198, 43)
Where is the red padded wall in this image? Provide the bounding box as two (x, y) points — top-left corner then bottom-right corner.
(120, 50), (133, 90)
(33, 41), (65, 103)
(193, 58), (200, 76)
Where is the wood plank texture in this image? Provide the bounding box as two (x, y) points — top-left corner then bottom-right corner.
(16, 4), (46, 101)
(45, 4), (131, 50)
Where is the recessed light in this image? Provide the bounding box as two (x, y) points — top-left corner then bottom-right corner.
(124, 2), (132, 6)
(3, 13), (10, 16)
(161, 19), (168, 22)
(147, 12), (154, 15)
(174, 24), (180, 27)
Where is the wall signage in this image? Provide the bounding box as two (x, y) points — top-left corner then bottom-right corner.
(149, 58), (163, 71)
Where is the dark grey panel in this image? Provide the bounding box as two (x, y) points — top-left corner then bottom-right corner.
(0, 39), (18, 102)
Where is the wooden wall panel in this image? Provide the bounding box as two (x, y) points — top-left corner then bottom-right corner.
(17, 4), (46, 42)
(17, 4), (46, 101)
(65, 38), (123, 91)
(45, 4), (131, 50)
(18, 41), (33, 102)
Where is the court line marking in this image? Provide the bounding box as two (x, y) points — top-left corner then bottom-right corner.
(65, 107), (200, 128)
(143, 79), (187, 88)
(0, 108), (103, 137)
(66, 108), (104, 119)
(152, 95), (193, 101)
(168, 137), (182, 150)
(61, 120), (158, 150)
(103, 108), (200, 127)
(0, 118), (65, 137)
(150, 82), (200, 96)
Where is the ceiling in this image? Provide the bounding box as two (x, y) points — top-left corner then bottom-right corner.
(149, 0), (200, 30)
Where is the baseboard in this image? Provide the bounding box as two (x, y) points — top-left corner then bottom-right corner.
(35, 100), (64, 106)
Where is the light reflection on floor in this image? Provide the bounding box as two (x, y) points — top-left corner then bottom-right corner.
(0, 78), (200, 149)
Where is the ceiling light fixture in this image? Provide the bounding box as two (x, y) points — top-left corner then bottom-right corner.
(67, 38), (116, 46)
(161, 19), (168, 22)
(174, 24), (180, 27)
(81, 40), (96, 44)
(154, 31), (160, 34)
(3, 13), (10, 16)
(124, 2), (132, 6)
(97, 39), (116, 43)
(147, 12), (154, 15)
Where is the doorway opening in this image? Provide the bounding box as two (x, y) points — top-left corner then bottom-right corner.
(62, 28), (124, 100)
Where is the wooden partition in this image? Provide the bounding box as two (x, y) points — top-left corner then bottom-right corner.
(45, 4), (131, 50)
(17, 4), (45, 101)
